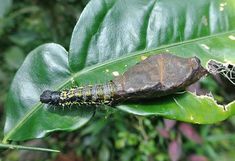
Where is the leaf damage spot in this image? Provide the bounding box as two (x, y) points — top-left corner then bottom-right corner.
(219, 6), (224, 11)
(141, 55), (148, 60)
(228, 35), (235, 40)
(112, 71), (120, 76)
(190, 115), (194, 121)
(220, 2), (227, 7)
(200, 44), (210, 50)
(219, 2), (227, 12)
(165, 49), (170, 52)
(190, 92), (224, 109)
(201, 16), (208, 26)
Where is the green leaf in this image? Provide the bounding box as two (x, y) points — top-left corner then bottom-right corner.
(68, 0), (235, 125)
(4, 46), (25, 69)
(3, 43), (95, 142)
(69, 0), (235, 72)
(0, 0), (12, 18)
(4, 34), (235, 142)
(69, 30), (235, 124)
(4, 0), (235, 142)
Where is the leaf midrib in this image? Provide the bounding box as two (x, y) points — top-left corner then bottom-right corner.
(3, 29), (235, 142)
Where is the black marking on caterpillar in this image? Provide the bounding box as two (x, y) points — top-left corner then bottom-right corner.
(40, 53), (208, 107)
(207, 59), (235, 85)
(40, 81), (117, 107)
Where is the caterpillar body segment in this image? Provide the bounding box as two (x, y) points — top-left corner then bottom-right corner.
(40, 81), (118, 106)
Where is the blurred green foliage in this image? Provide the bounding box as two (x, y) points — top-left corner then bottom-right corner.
(0, 0), (87, 108)
(0, 0), (12, 18)
(1, 1), (235, 161)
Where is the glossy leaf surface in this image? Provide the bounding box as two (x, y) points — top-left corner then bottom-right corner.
(3, 44), (95, 141)
(4, 33), (235, 142)
(70, 30), (235, 125)
(69, 0), (235, 124)
(4, 0), (235, 141)
(0, 0), (12, 18)
(70, 0), (235, 72)
(69, 31), (235, 124)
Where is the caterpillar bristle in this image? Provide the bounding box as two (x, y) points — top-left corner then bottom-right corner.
(40, 81), (117, 107)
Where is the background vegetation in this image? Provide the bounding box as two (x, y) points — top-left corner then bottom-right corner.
(1, 0), (235, 161)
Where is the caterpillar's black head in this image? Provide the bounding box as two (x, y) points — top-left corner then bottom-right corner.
(40, 90), (61, 105)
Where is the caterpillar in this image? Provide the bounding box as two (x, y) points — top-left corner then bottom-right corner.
(40, 53), (208, 107)
(207, 59), (235, 85)
(40, 82), (117, 107)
